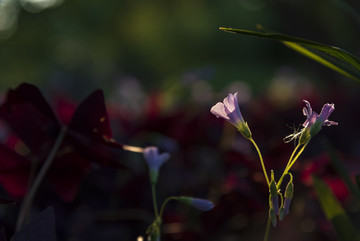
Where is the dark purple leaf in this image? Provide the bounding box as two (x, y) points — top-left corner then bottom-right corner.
(0, 83), (60, 154)
(12, 207), (56, 241)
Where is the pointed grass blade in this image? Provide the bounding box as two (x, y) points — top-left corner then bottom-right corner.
(219, 26), (360, 82)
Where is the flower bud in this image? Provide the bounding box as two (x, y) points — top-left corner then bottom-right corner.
(269, 171), (279, 214)
(279, 206), (285, 221)
(269, 208), (277, 227)
(178, 196), (215, 211)
(284, 179), (294, 215)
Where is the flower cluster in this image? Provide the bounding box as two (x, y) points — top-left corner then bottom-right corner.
(211, 93), (337, 228)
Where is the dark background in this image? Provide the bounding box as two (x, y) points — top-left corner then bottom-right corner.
(0, 0), (360, 240)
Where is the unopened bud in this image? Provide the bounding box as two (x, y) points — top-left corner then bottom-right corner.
(279, 207), (285, 221)
(284, 179), (294, 215)
(178, 196), (215, 211)
(269, 171), (279, 214)
(269, 208), (277, 227)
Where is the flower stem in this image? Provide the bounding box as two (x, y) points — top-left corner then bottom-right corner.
(15, 126), (67, 232)
(151, 184), (159, 218)
(285, 143), (300, 170)
(264, 215), (271, 241)
(277, 141), (309, 189)
(159, 196), (179, 218)
(249, 138), (270, 187)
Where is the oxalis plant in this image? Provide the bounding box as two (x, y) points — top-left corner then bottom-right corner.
(142, 146), (214, 241)
(210, 92), (337, 241)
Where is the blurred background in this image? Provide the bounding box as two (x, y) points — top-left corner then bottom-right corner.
(1, 0), (360, 240)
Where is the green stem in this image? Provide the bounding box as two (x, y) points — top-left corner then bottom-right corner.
(249, 138), (270, 187)
(159, 196), (179, 218)
(277, 141), (309, 189)
(15, 126), (67, 232)
(279, 192), (284, 207)
(285, 143), (300, 170)
(151, 184), (159, 218)
(264, 215), (271, 241)
(288, 142), (308, 170)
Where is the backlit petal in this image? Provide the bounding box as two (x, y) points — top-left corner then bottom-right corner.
(210, 102), (229, 120)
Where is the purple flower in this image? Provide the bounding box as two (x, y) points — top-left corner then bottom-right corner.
(300, 100), (337, 141)
(178, 196), (215, 211)
(302, 100), (338, 128)
(211, 93), (251, 138)
(143, 146), (170, 184)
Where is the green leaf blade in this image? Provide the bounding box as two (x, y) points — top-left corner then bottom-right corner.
(219, 26), (360, 81)
(313, 176), (360, 241)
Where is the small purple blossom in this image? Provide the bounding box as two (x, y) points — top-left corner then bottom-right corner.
(143, 146), (170, 170)
(302, 100), (338, 128)
(143, 146), (170, 184)
(211, 93), (252, 138)
(210, 92), (244, 126)
(300, 100), (338, 141)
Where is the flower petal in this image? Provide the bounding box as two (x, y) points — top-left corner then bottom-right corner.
(303, 100), (312, 117)
(223, 93), (236, 113)
(210, 102), (229, 120)
(318, 103), (335, 124)
(157, 152), (170, 167)
(143, 146), (159, 168)
(324, 120), (338, 126)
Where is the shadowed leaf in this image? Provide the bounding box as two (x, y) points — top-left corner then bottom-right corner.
(219, 26), (360, 81)
(323, 140), (360, 199)
(12, 206), (56, 241)
(313, 176), (360, 241)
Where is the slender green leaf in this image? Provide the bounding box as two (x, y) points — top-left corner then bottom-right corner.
(313, 176), (360, 241)
(219, 26), (360, 81)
